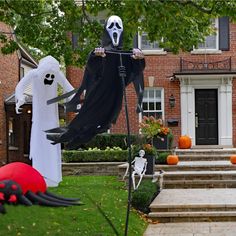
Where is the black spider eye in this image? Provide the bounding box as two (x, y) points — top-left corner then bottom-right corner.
(46, 74), (50, 78)
(116, 23), (121, 29)
(108, 22), (114, 29)
(51, 74), (55, 79)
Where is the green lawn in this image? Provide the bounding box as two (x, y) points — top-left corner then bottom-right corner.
(0, 176), (147, 236)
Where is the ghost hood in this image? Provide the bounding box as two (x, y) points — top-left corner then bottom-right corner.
(37, 56), (61, 83)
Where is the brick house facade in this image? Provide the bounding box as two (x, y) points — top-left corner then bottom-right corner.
(68, 17), (236, 148)
(0, 22), (37, 165)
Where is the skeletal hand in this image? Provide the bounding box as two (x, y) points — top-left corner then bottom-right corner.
(15, 99), (25, 114)
(94, 47), (106, 57)
(132, 48), (144, 60)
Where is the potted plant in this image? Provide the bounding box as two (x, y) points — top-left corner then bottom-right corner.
(139, 116), (172, 150)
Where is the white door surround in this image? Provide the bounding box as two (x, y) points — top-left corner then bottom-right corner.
(175, 74), (234, 146)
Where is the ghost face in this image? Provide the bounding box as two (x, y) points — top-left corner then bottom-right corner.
(106, 15), (123, 47)
(44, 73), (55, 86)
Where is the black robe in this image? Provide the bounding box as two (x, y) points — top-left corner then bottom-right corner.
(46, 49), (145, 149)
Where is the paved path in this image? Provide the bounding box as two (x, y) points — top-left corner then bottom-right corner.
(143, 222), (236, 236)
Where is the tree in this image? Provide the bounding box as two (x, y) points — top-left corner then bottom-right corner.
(0, 0), (235, 66)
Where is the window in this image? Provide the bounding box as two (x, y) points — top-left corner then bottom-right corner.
(196, 18), (219, 50)
(142, 88), (164, 119)
(8, 118), (17, 147)
(138, 33), (165, 54)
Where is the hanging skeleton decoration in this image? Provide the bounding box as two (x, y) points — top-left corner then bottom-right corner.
(15, 56), (74, 187)
(46, 15), (145, 149)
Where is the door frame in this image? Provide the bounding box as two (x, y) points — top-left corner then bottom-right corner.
(178, 75), (233, 147)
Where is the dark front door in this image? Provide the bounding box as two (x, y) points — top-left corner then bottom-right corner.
(195, 89), (218, 145)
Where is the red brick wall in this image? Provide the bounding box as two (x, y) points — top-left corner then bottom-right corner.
(67, 21), (236, 148)
(0, 22), (19, 162)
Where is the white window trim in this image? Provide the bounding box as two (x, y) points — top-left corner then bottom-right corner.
(192, 18), (221, 54)
(139, 87), (165, 123)
(138, 33), (167, 55)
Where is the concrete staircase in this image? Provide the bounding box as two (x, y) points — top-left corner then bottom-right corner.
(148, 148), (236, 222)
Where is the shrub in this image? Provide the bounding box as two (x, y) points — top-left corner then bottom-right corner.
(155, 151), (171, 164)
(131, 180), (159, 214)
(62, 149), (128, 163)
(82, 133), (139, 150)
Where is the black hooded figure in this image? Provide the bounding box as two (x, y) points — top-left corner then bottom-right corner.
(46, 15), (145, 149)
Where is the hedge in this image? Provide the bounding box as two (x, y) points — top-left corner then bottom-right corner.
(82, 133), (140, 150)
(131, 180), (160, 214)
(62, 149), (129, 163)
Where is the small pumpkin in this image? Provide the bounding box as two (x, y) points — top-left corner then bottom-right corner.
(230, 155), (236, 164)
(178, 135), (192, 149)
(167, 155), (179, 165)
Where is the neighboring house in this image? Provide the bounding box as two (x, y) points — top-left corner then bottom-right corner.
(0, 22), (37, 165)
(68, 17), (236, 147)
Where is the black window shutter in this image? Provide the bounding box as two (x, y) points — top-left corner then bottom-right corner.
(219, 17), (229, 51)
(133, 33), (139, 48)
(72, 33), (78, 49)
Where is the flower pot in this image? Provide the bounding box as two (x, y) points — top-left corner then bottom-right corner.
(145, 155), (155, 175)
(153, 135), (169, 150)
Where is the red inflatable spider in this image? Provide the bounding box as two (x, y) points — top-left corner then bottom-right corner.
(0, 162), (81, 213)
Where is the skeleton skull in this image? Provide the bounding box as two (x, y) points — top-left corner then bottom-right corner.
(106, 15), (123, 47)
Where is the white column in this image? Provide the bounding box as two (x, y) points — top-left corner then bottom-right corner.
(180, 78), (195, 144)
(219, 77), (232, 146)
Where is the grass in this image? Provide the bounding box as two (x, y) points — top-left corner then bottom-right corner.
(0, 176), (148, 236)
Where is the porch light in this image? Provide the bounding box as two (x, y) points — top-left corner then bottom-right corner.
(169, 94), (175, 108)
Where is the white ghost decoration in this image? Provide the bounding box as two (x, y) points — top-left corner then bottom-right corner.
(15, 55), (74, 187)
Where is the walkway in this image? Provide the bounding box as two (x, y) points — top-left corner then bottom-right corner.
(144, 222), (236, 236)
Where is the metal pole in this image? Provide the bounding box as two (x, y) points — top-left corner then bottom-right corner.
(118, 53), (132, 236)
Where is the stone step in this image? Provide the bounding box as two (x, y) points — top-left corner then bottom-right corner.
(176, 154), (231, 161)
(149, 188), (236, 222)
(175, 148), (236, 156)
(156, 161), (235, 172)
(163, 179), (236, 188)
(161, 170), (236, 179)
(151, 203), (236, 212)
(148, 211), (236, 222)
(159, 170), (236, 188)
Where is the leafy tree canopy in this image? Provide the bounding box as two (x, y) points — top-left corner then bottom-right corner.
(0, 0), (235, 66)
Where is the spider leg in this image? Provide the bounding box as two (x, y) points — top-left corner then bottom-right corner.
(37, 192), (81, 206)
(26, 191), (71, 207)
(45, 190), (80, 202)
(18, 195), (33, 206)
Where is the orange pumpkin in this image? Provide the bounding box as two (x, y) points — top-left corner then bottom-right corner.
(178, 135), (192, 149)
(167, 155), (179, 165)
(230, 155), (236, 164)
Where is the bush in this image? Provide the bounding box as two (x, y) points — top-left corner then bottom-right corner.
(131, 180), (159, 214)
(155, 151), (171, 164)
(167, 132), (174, 149)
(62, 149), (129, 163)
(82, 133), (140, 150)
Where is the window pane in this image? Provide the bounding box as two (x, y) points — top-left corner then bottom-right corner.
(155, 90), (161, 98)
(156, 102), (161, 110)
(143, 102), (148, 111)
(143, 90), (148, 99)
(197, 19), (217, 50)
(149, 90), (154, 99)
(141, 33), (161, 50)
(149, 102), (154, 110)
